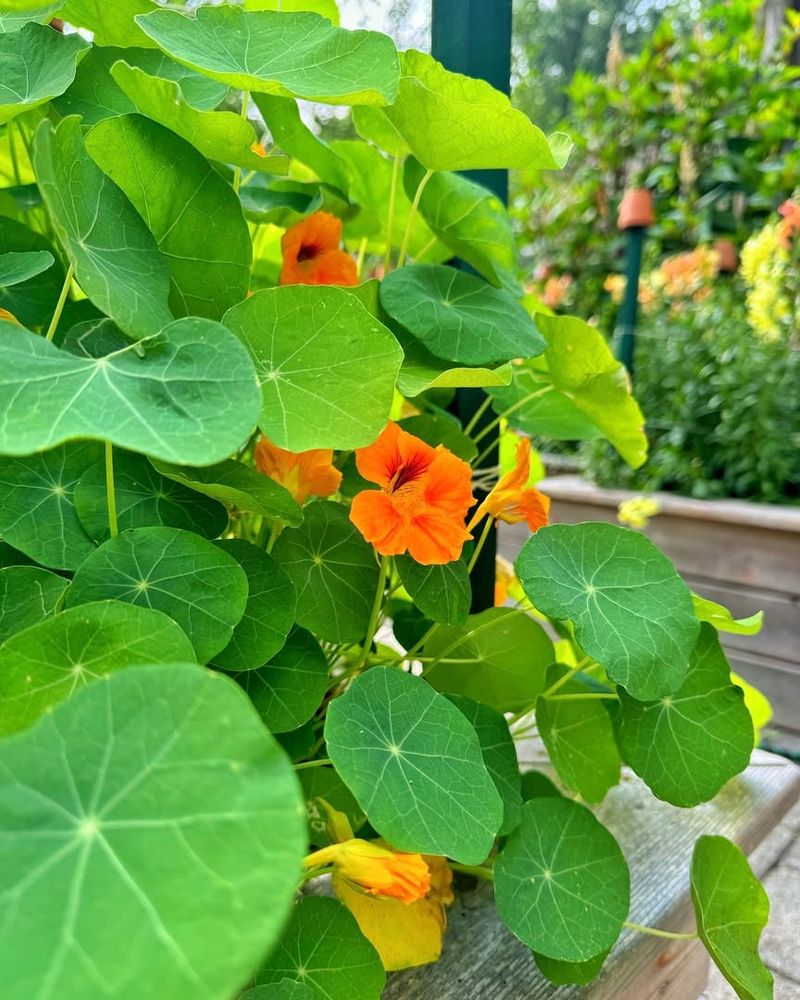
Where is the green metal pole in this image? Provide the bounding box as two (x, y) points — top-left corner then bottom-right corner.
(615, 225), (646, 376)
(432, 0), (512, 613)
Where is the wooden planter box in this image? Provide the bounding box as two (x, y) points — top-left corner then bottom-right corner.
(500, 476), (800, 733)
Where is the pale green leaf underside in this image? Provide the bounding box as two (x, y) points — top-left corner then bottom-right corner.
(66, 526), (249, 663)
(488, 361), (601, 441)
(33, 116), (173, 341)
(256, 897), (385, 1000)
(85, 114), (252, 322)
(0, 442), (100, 571)
(516, 522), (699, 700)
(0, 565), (67, 645)
(0, 250), (54, 288)
(325, 666), (503, 863)
(211, 539), (297, 673)
(495, 797), (630, 962)
(380, 263), (544, 366)
(691, 835), (773, 1000)
(113, 63), (287, 174)
(0, 600), (194, 736)
(396, 331), (513, 397)
(537, 664), (620, 804)
(0, 22), (88, 125)
(0, 663), (306, 1000)
(692, 593), (764, 636)
(234, 627), (328, 732)
(424, 607), (554, 713)
(74, 450), (229, 544)
(0, 319), (261, 464)
(618, 625), (753, 806)
(224, 286), (402, 451)
(535, 313), (647, 468)
(137, 6), (399, 106)
(57, 0), (158, 47)
(271, 501), (377, 644)
(382, 49), (566, 172)
(150, 458), (302, 526)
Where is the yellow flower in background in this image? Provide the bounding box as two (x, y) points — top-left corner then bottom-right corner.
(604, 273), (626, 304)
(305, 838), (431, 904)
(617, 495), (660, 530)
(333, 854), (454, 971)
(741, 217), (796, 342)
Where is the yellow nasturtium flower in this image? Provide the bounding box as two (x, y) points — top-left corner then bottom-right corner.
(305, 839), (431, 904)
(617, 495), (660, 530)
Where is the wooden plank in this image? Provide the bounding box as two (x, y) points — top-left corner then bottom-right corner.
(382, 752), (800, 998)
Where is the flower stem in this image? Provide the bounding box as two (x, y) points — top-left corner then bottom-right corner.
(546, 692), (617, 702)
(353, 555), (390, 673)
(294, 757), (332, 771)
(397, 168), (433, 268)
(45, 262), (74, 343)
(421, 611), (516, 675)
(623, 921), (696, 941)
(467, 516), (494, 574)
(450, 862), (494, 881)
(471, 386), (554, 448)
(463, 393), (494, 436)
(383, 155), (401, 272)
(105, 441), (118, 538)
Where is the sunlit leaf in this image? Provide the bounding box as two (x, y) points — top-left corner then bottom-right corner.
(0, 319), (261, 464)
(0, 663), (306, 998)
(137, 5), (399, 105)
(0, 600), (194, 735)
(0, 23), (88, 125)
(57, 0), (158, 47)
(244, 0), (340, 22)
(0, 3), (60, 33)
(495, 797), (629, 961)
(692, 593), (764, 635)
(618, 625), (753, 806)
(33, 116), (172, 340)
(691, 836), (772, 1000)
(325, 666), (503, 862)
(67, 526), (249, 663)
(517, 522), (698, 700)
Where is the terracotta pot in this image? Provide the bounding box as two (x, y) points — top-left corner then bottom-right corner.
(715, 238), (738, 273)
(618, 188), (655, 230)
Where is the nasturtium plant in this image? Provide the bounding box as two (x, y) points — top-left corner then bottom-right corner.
(0, 6), (769, 998)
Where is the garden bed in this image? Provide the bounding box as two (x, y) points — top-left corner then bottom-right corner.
(502, 476), (800, 732)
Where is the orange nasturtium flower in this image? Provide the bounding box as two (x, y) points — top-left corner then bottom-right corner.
(468, 436), (549, 533)
(0, 308), (20, 325)
(350, 422), (475, 565)
(279, 210), (358, 287)
(305, 839), (431, 905)
(254, 435), (342, 504)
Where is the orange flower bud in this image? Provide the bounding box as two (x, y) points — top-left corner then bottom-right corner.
(468, 437), (550, 534)
(254, 435), (342, 505)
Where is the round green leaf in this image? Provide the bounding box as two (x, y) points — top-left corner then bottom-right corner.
(382, 49), (568, 172)
(0, 566), (67, 645)
(448, 696), (522, 836)
(234, 627), (328, 733)
(0, 442), (100, 571)
(0, 250), (54, 288)
(242, 983), (316, 1000)
(0, 663), (306, 999)
(537, 665), (621, 804)
(57, 0), (158, 48)
(0, 22), (89, 125)
(256, 897), (384, 998)
(516, 523), (699, 700)
(136, 5), (399, 106)
(691, 836), (772, 1000)
(150, 458), (302, 526)
(212, 540), (297, 672)
(0, 600), (194, 736)
(535, 313), (647, 468)
(66, 527), (249, 663)
(0, 218), (64, 328)
(33, 116), (172, 341)
(325, 666), (503, 863)
(271, 501), (378, 644)
(395, 553), (471, 626)
(495, 797), (630, 962)
(534, 950), (610, 986)
(380, 264), (543, 366)
(396, 330), (513, 397)
(618, 625), (754, 806)
(75, 450), (228, 544)
(112, 63), (286, 174)
(223, 286), (402, 451)
(85, 114), (252, 321)
(424, 607), (554, 713)
(0, 319), (262, 464)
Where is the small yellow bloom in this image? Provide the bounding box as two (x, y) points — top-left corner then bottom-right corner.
(304, 839), (431, 905)
(617, 495), (660, 530)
